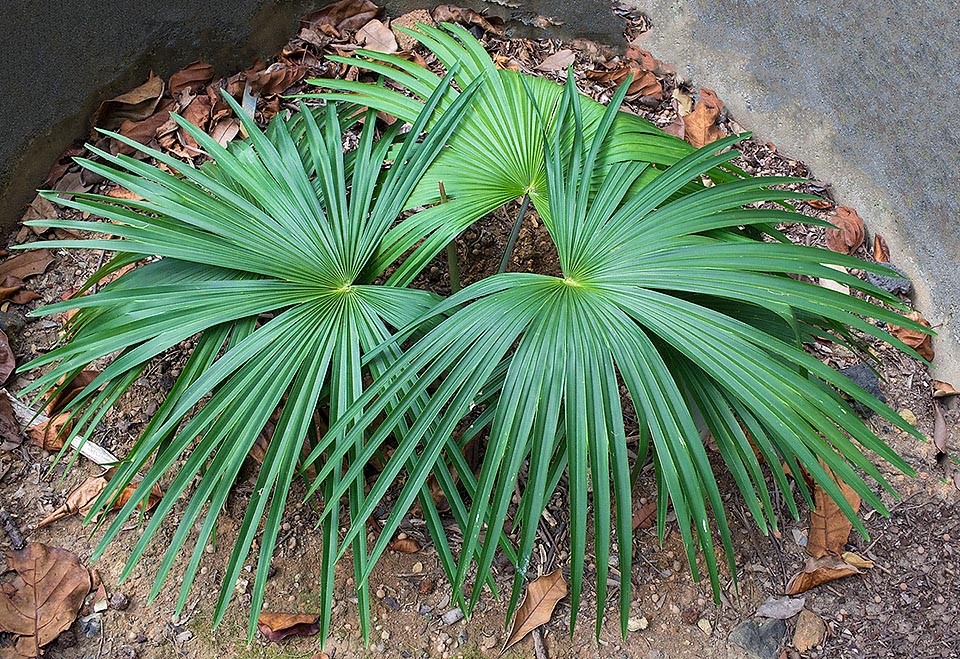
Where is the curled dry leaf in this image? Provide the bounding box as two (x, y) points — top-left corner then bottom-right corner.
(387, 537), (422, 554)
(755, 595), (806, 620)
(933, 380), (958, 398)
(786, 555), (861, 595)
(792, 609), (827, 653)
(536, 49), (575, 72)
(169, 62), (215, 95)
(302, 0), (380, 34)
(0, 330), (14, 386)
(27, 412), (71, 452)
(257, 612), (320, 642)
(624, 44), (661, 72)
(806, 468), (861, 559)
(932, 401), (948, 454)
(246, 63), (308, 96)
(0, 543), (92, 658)
(825, 206), (865, 255)
(840, 551), (874, 569)
(889, 311), (934, 361)
(804, 198), (833, 210)
(632, 500), (657, 530)
(356, 19), (398, 54)
(35, 469), (163, 529)
(502, 569), (567, 653)
(873, 233), (891, 262)
(93, 73), (165, 130)
(682, 88), (724, 148)
(0, 250), (54, 283)
(0, 394), (23, 451)
(431, 5), (503, 34)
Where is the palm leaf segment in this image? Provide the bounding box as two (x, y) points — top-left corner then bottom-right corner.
(300, 22), (748, 286)
(17, 70), (482, 640)
(304, 76), (926, 636)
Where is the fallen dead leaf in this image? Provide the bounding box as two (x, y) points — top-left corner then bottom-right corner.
(804, 198), (833, 210)
(873, 233), (890, 262)
(0, 330), (14, 386)
(806, 468), (860, 558)
(792, 609), (826, 652)
(93, 73), (165, 130)
(115, 100), (175, 153)
(418, 578), (436, 595)
(356, 19), (398, 54)
(683, 88), (724, 148)
(0, 395), (23, 451)
(301, 0), (380, 33)
(19, 195), (59, 235)
(825, 206), (865, 255)
(624, 44), (661, 72)
(35, 469), (162, 529)
(890, 311), (934, 361)
(27, 413), (71, 452)
(933, 401), (948, 454)
(501, 569), (567, 653)
(387, 537), (422, 554)
(257, 612), (320, 642)
(431, 5), (503, 34)
(246, 63), (308, 96)
(178, 94), (212, 150)
(0, 543), (92, 657)
(933, 380), (958, 398)
(632, 500), (657, 530)
(754, 595), (806, 620)
(536, 49), (575, 72)
(42, 370), (99, 417)
(786, 555), (861, 595)
(0, 250), (54, 283)
(840, 551), (874, 569)
(169, 62), (215, 95)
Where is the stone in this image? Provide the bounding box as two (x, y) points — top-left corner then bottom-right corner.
(441, 607), (464, 625)
(792, 610), (826, 652)
(697, 618), (712, 635)
(109, 592), (131, 611)
(728, 618), (786, 659)
(866, 263), (912, 295)
(628, 616), (649, 632)
(839, 363), (885, 417)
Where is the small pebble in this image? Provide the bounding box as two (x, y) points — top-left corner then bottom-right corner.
(441, 607), (464, 625)
(109, 592), (131, 611)
(175, 630), (193, 644)
(627, 616), (649, 632)
(412, 561), (423, 574)
(697, 619), (712, 635)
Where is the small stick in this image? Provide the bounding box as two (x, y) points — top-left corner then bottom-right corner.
(531, 628), (548, 659)
(439, 181), (461, 293)
(499, 194), (530, 274)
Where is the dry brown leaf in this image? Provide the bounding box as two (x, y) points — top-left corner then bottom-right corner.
(626, 69), (662, 101)
(804, 198), (833, 210)
(754, 595), (806, 620)
(0, 395), (23, 451)
(115, 100), (175, 153)
(302, 0), (380, 33)
(502, 569), (567, 653)
(683, 88), (724, 148)
(35, 469), (162, 529)
(431, 5), (503, 33)
(93, 73), (165, 130)
(825, 206), (865, 255)
(632, 500), (657, 530)
(0, 330), (14, 386)
(840, 551), (874, 569)
(873, 233), (890, 262)
(246, 64), (308, 96)
(26, 413), (71, 452)
(209, 118), (242, 147)
(624, 44), (660, 72)
(356, 19), (399, 54)
(792, 609), (826, 652)
(0, 250), (54, 283)
(19, 195), (59, 235)
(257, 612), (320, 642)
(418, 578), (435, 595)
(933, 401), (948, 454)
(785, 555), (861, 595)
(932, 381), (957, 400)
(387, 537), (422, 554)
(806, 468), (860, 558)
(43, 370), (99, 417)
(536, 49), (575, 72)
(178, 95), (212, 150)
(0, 543), (92, 657)
(169, 62), (215, 95)
(889, 311), (934, 361)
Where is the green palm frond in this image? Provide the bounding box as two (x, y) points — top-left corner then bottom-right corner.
(298, 23), (751, 286)
(303, 77), (927, 635)
(17, 70), (483, 640)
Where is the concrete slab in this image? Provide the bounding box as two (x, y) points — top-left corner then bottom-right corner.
(631, 0), (960, 384)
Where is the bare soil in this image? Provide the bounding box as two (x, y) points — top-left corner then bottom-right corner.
(1, 5), (957, 659)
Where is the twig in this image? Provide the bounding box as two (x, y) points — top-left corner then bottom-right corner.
(531, 628), (548, 659)
(0, 503), (27, 550)
(438, 181), (461, 293)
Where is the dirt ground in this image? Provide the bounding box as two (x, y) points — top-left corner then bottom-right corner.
(1, 3), (958, 659)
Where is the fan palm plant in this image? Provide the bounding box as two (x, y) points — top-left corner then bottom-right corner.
(17, 70), (485, 640)
(301, 75), (928, 634)
(15, 20), (929, 645)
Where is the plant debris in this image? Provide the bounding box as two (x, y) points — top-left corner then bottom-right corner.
(502, 569), (567, 653)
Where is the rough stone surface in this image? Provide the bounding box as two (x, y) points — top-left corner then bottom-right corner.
(728, 618), (786, 659)
(633, 0), (960, 386)
(867, 263), (912, 295)
(839, 363), (885, 417)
